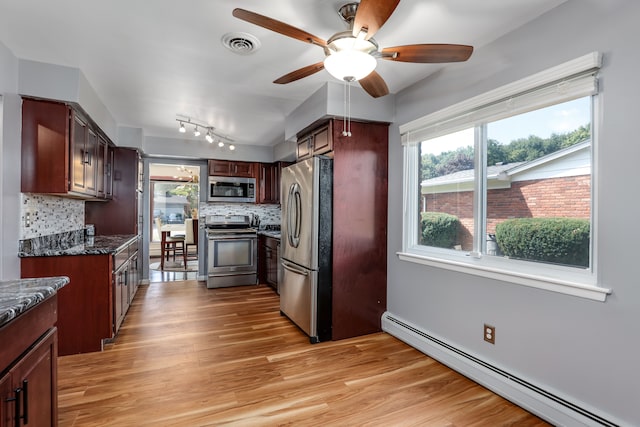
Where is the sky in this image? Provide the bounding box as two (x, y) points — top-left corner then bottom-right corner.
(422, 96), (591, 155)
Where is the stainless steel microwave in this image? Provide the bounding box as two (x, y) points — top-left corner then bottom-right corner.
(208, 176), (256, 203)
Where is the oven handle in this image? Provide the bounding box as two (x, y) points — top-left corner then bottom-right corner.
(207, 234), (257, 240)
(281, 260), (309, 276)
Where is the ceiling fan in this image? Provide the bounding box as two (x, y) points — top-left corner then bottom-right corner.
(232, 0), (473, 98)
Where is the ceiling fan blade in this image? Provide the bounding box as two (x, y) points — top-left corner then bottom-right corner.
(359, 71), (389, 98)
(381, 44), (474, 63)
(352, 0), (400, 40)
(233, 8), (326, 47)
(274, 62), (325, 84)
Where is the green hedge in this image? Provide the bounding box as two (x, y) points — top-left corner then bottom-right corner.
(495, 218), (590, 267)
(420, 212), (459, 249)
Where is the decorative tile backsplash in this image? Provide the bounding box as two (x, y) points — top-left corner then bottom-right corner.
(198, 203), (281, 227)
(20, 194), (85, 240)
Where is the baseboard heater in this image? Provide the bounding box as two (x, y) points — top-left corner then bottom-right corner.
(382, 313), (619, 427)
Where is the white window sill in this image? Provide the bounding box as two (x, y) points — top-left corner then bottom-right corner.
(397, 251), (611, 302)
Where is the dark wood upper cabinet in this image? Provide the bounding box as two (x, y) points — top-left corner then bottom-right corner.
(85, 148), (140, 235)
(257, 162), (279, 204)
(70, 114), (98, 196)
(21, 97), (112, 199)
(296, 121), (333, 161)
(208, 159), (255, 178)
(21, 98), (71, 194)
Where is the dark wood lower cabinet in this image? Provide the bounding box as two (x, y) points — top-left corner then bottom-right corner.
(258, 235), (279, 290)
(0, 296), (58, 427)
(21, 240), (139, 356)
(22, 255), (113, 356)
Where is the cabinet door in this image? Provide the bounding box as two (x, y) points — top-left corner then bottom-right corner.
(122, 264), (130, 318)
(258, 163), (279, 204)
(96, 136), (107, 198)
(9, 328), (57, 427)
(21, 99), (70, 194)
(258, 236), (267, 284)
(296, 135), (312, 161)
(208, 160), (232, 176)
(105, 144), (114, 199)
(0, 372), (14, 427)
(114, 269), (124, 333)
(84, 127), (98, 195)
(128, 253), (139, 301)
(70, 114), (86, 193)
(232, 161), (255, 178)
(312, 123), (332, 155)
(70, 114), (91, 194)
(266, 238), (278, 286)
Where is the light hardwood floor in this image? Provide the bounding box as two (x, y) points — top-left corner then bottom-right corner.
(58, 281), (549, 426)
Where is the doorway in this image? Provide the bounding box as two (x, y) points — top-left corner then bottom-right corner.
(149, 163), (200, 282)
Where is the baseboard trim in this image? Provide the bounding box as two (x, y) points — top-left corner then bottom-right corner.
(382, 312), (619, 427)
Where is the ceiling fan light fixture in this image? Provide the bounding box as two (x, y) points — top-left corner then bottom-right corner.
(324, 49), (377, 81)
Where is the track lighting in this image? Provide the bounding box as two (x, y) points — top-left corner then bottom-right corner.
(176, 115), (236, 150)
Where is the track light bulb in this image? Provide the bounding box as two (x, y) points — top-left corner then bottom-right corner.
(229, 145), (236, 151)
(179, 122), (186, 133)
(206, 132), (213, 143)
(194, 126), (201, 137)
(218, 141), (225, 148)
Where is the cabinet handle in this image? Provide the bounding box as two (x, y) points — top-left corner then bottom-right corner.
(21, 380), (28, 425)
(12, 387), (21, 427)
(83, 150), (92, 165)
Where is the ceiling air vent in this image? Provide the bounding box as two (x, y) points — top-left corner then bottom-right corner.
(221, 32), (261, 55)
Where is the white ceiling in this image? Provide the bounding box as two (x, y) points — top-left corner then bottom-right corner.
(0, 0), (567, 148)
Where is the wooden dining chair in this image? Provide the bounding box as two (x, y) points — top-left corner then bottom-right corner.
(184, 218), (199, 261)
(159, 222), (186, 270)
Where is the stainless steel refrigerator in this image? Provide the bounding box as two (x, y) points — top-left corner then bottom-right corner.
(280, 156), (333, 343)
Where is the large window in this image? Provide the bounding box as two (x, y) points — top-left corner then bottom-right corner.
(400, 53), (610, 301)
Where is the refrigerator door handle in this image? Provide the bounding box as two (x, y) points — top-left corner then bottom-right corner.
(287, 183), (301, 248)
(282, 260), (309, 276)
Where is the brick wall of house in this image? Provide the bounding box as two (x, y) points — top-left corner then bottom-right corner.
(423, 175), (591, 250)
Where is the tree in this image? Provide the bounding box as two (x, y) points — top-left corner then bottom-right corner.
(420, 123), (590, 178)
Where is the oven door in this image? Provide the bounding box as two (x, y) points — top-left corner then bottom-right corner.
(206, 233), (257, 288)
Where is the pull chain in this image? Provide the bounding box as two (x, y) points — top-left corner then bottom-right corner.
(342, 77), (353, 137)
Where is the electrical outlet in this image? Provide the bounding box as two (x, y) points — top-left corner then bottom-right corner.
(484, 324), (495, 344)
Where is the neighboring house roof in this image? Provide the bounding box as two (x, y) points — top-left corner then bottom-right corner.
(421, 139), (591, 192)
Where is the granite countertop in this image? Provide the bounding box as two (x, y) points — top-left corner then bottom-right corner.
(0, 276), (69, 328)
(19, 234), (137, 258)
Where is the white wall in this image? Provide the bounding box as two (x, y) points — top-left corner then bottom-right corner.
(143, 135), (273, 162)
(387, 0), (639, 425)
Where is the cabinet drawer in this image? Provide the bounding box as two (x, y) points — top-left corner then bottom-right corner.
(114, 247), (128, 272)
(128, 239), (139, 258)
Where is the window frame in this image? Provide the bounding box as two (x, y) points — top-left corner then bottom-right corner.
(399, 53), (610, 302)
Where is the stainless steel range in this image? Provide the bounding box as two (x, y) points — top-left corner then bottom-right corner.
(205, 214), (258, 289)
